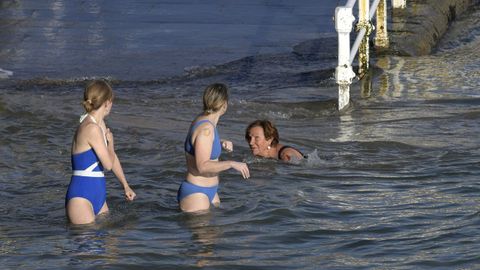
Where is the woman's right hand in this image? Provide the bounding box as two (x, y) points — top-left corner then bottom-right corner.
(230, 161), (250, 179)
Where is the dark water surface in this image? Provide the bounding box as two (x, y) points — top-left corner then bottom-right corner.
(1, 1), (480, 269)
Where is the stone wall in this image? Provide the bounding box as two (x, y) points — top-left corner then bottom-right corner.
(386, 0), (480, 56)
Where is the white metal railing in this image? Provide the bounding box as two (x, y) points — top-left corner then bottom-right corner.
(334, 0), (406, 110)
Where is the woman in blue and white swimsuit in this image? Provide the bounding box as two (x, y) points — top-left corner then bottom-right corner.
(177, 83), (250, 213)
(66, 80), (136, 224)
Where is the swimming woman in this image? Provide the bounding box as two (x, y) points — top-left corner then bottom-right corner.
(245, 120), (305, 162)
(65, 80), (136, 224)
(178, 83), (250, 213)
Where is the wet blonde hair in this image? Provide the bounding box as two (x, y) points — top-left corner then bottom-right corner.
(82, 80), (114, 112)
(203, 83), (229, 115)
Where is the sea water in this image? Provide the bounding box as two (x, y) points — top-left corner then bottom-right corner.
(1, 1), (480, 269)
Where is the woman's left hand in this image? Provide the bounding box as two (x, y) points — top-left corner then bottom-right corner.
(124, 186), (136, 201)
(222, 140), (233, 152)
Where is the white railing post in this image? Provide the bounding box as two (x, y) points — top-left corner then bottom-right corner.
(358, 0), (370, 76)
(335, 6), (356, 110)
(334, 0), (397, 110)
(392, 0), (406, 9)
(375, 0), (389, 49)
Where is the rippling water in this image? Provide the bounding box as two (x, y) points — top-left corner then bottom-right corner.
(1, 1), (480, 269)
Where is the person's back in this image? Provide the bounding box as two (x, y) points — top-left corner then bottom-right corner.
(177, 83), (250, 213)
(65, 80), (136, 225)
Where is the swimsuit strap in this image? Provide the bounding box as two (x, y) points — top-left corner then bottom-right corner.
(277, 145), (289, 160)
(184, 119), (221, 159)
(278, 145), (305, 159)
(80, 114), (108, 146)
(194, 120), (221, 160)
(191, 119), (214, 131)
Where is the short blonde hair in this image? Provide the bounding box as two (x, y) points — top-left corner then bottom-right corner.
(202, 83), (228, 115)
(82, 80), (114, 112)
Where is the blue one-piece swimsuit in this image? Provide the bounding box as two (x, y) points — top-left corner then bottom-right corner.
(65, 148), (106, 215)
(177, 119), (221, 203)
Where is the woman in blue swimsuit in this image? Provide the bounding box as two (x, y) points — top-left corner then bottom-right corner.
(178, 83), (250, 213)
(65, 80), (136, 224)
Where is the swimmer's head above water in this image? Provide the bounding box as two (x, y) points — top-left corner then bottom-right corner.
(245, 119), (304, 162)
(245, 120), (279, 156)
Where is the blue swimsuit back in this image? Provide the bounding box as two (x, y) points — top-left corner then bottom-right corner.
(184, 119), (221, 160)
